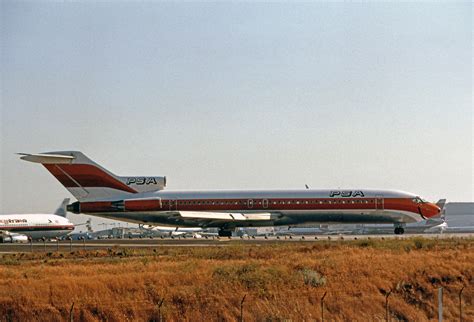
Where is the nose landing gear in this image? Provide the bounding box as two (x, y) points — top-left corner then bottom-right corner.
(394, 226), (405, 235)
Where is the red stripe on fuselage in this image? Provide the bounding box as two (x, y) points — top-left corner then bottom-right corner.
(43, 164), (137, 193)
(0, 225), (74, 231)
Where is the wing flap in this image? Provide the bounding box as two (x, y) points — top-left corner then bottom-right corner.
(178, 211), (273, 221)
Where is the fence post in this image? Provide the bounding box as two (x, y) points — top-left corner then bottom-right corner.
(385, 289), (392, 322)
(438, 287), (443, 322)
(82, 238), (86, 250)
(57, 239), (59, 252)
(321, 291), (327, 322)
(459, 286), (464, 322)
(157, 298), (164, 322)
(29, 237), (33, 252)
(69, 302), (74, 322)
(240, 294), (246, 322)
(69, 237), (72, 251)
(43, 238), (46, 252)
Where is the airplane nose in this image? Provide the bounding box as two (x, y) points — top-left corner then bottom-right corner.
(427, 203), (441, 218)
(419, 203), (440, 219)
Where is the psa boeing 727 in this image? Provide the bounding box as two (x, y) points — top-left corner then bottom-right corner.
(20, 151), (441, 236)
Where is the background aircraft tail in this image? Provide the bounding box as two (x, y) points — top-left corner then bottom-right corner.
(435, 199), (447, 220)
(19, 151), (166, 202)
(54, 198), (70, 217)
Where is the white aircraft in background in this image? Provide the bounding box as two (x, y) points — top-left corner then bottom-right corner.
(140, 225), (214, 238)
(0, 199), (75, 242)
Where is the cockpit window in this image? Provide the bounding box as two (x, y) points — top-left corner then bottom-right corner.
(412, 196), (427, 204)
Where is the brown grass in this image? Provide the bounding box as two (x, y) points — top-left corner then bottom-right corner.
(0, 237), (472, 321)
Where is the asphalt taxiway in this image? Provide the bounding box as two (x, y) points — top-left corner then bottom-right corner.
(0, 233), (472, 253)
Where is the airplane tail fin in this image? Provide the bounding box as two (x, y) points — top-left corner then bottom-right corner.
(436, 199), (447, 211)
(424, 199), (447, 222)
(19, 151), (166, 202)
(435, 199), (447, 221)
(54, 198), (70, 217)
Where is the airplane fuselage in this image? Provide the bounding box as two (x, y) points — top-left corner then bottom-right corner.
(0, 214), (74, 239)
(68, 189), (440, 228)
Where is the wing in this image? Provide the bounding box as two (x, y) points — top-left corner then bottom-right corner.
(166, 211), (278, 227)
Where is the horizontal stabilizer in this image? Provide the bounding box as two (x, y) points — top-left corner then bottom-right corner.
(20, 151), (166, 201)
(18, 153), (74, 164)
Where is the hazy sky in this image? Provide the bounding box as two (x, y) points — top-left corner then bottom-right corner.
(1, 1), (472, 229)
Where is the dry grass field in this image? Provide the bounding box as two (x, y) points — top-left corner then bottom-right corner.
(0, 237), (472, 321)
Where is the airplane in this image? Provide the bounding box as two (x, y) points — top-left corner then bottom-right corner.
(0, 199), (75, 242)
(19, 151), (441, 236)
(140, 225), (212, 238)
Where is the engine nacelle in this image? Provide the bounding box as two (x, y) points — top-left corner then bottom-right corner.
(119, 176), (166, 193)
(11, 235), (29, 243)
(111, 198), (162, 211)
(1, 234), (29, 243)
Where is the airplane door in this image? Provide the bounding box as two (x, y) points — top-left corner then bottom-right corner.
(169, 198), (178, 211)
(375, 195), (384, 210)
(263, 199), (269, 209)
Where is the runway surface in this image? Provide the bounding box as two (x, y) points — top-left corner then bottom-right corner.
(0, 233), (472, 253)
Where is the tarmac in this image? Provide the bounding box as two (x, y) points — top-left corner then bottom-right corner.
(0, 233), (472, 253)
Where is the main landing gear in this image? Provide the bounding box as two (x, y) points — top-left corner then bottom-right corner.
(218, 229), (233, 237)
(394, 226), (405, 235)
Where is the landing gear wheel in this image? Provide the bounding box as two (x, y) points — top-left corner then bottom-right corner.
(218, 229), (232, 237)
(394, 227), (405, 235)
